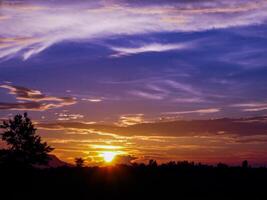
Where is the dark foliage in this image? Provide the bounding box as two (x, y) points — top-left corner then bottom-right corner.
(0, 162), (266, 200)
(0, 113), (53, 167)
(75, 157), (85, 167)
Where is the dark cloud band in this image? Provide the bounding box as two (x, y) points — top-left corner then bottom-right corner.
(0, 84), (76, 111)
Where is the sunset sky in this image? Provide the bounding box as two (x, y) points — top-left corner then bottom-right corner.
(0, 0), (267, 166)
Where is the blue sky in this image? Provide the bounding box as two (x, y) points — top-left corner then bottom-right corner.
(0, 0), (267, 165)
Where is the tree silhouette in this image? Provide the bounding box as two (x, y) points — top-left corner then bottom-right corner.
(148, 159), (157, 168)
(0, 113), (53, 166)
(75, 157), (85, 167)
(242, 160), (249, 168)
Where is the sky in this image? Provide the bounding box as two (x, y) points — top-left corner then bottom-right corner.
(0, 0), (267, 166)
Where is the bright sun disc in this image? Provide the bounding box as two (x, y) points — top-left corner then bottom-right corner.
(101, 152), (116, 162)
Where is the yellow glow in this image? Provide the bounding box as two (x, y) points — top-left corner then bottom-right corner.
(92, 145), (124, 150)
(101, 152), (117, 163)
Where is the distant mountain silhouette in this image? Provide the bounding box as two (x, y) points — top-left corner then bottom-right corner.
(37, 154), (72, 168)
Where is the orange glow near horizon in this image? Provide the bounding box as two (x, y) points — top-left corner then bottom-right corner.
(39, 115), (267, 166)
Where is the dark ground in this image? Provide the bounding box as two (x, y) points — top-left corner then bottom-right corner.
(0, 164), (267, 200)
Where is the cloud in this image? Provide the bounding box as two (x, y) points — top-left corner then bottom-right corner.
(0, 84), (70, 102)
(129, 90), (165, 100)
(125, 78), (207, 104)
(110, 43), (189, 57)
(163, 108), (220, 115)
(234, 135), (267, 144)
(37, 115), (267, 165)
(38, 116), (267, 137)
(117, 114), (145, 126)
(1, 0), (267, 60)
(113, 155), (137, 165)
(231, 102), (267, 112)
(172, 97), (205, 103)
(219, 46), (267, 69)
(244, 107), (267, 112)
(91, 144), (124, 150)
(0, 84), (76, 111)
(81, 98), (103, 103)
(56, 112), (84, 121)
(164, 80), (201, 96)
(0, 1), (45, 12)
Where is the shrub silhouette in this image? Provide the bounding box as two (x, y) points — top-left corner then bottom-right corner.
(75, 157), (85, 167)
(0, 113), (53, 167)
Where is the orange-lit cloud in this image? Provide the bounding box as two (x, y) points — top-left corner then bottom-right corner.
(117, 114), (145, 126)
(0, 84), (76, 111)
(39, 116), (267, 138)
(34, 116), (267, 165)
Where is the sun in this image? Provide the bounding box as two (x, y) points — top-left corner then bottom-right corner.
(101, 152), (117, 163)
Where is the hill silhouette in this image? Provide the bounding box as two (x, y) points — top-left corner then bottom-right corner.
(35, 154), (72, 168)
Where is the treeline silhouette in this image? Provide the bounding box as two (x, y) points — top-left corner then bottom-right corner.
(1, 162), (267, 200)
(0, 114), (267, 200)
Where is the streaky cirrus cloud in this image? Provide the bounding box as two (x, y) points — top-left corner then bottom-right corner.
(129, 90), (165, 100)
(110, 42), (190, 57)
(231, 102), (267, 112)
(163, 108), (220, 115)
(127, 79), (205, 103)
(81, 98), (103, 103)
(1, 0), (267, 60)
(164, 80), (202, 96)
(0, 84), (76, 111)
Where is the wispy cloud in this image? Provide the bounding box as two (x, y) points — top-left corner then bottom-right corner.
(127, 79), (206, 104)
(129, 90), (165, 100)
(172, 97), (205, 103)
(164, 80), (201, 96)
(1, 0), (267, 60)
(81, 98), (103, 103)
(110, 43), (189, 57)
(232, 102), (267, 112)
(163, 108), (220, 115)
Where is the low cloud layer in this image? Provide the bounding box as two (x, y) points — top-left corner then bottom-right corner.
(39, 116), (267, 137)
(38, 116), (267, 165)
